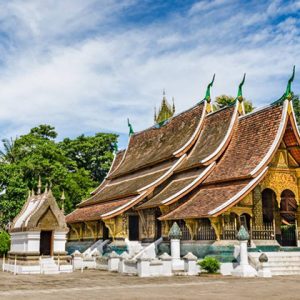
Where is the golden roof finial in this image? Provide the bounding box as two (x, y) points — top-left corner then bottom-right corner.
(172, 97), (175, 114)
(61, 190), (66, 214)
(37, 175), (42, 195)
(155, 90), (175, 124)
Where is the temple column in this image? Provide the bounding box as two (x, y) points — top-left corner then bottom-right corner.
(185, 219), (199, 240)
(209, 217), (222, 240)
(252, 186), (263, 226)
(296, 207), (300, 245)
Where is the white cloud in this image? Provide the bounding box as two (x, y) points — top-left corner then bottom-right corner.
(0, 0), (299, 149)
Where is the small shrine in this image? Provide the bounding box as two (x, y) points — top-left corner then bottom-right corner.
(4, 180), (72, 274)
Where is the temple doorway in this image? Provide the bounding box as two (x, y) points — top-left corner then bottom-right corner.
(128, 215), (139, 241)
(40, 231), (53, 256)
(103, 224), (109, 240)
(262, 188), (276, 223)
(280, 190), (297, 247)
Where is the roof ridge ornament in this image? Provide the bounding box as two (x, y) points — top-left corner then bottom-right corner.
(204, 74), (215, 113)
(237, 73), (246, 100)
(127, 118), (134, 136)
(272, 66), (296, 106)
(37, 175), (42, 195)
(285, 65), (295, 100)
(61, 190), (65, 214)
(204, 74), (215, 103)
(236, 73), (246, 115)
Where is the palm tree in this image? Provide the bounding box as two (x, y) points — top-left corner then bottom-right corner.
(0, 137), (17, 163)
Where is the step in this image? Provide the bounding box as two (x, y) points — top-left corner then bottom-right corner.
(272, 271), (300, 275)
(269, 266), (300, 271)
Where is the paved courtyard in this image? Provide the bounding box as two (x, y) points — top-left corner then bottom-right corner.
(0, 269), (300, 300)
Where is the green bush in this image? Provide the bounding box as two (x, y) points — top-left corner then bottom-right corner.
(198, 257), (220, 274)
(0, 231), (10, 255)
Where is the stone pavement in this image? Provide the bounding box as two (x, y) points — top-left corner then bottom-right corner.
(0, 269), (299, 300)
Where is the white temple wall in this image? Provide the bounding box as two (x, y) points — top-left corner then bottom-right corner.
(10, 231), (40, 253)
(53, 231), (67, 253)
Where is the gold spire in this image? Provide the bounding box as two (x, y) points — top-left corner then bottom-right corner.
(155, 90), (175, 124)
(44, 183), (48, 194)
(37, 176), (42, 195)
(61, 190), (65, 214)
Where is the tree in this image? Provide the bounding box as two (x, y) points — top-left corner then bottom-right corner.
(292, 94), (300, 125)
(59, 133), (118, 183)
(214, 95), (254, 113)
(0, 138), (17, 163)
(0, 125), (117, 228)
(30, 124), (57, 139)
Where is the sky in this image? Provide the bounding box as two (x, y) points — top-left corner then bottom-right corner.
(0, 0), (299, 149)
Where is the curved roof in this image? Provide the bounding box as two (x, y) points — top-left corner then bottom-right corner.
(11, 190), (67, 232)
(179, 105), (237, 170)
(109, 103), (205, 178)
(205, 102), (286, 184)
(160, 167), (268, 220)
(90, 149), (126, 196)
(66, 197), (132, 223)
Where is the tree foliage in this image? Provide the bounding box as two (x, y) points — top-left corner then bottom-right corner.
(214, 95), (254, 113)
(0, 125), (118, 228)
(0, 230), (10, 254)
(59, 133), (117, 183)
(292, 94), (300, 125)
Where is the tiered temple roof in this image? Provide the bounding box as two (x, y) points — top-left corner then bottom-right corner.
(66, 71), (300, 225)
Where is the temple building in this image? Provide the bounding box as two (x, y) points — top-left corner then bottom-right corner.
(6, 180), (72, 274)
(66, 69), (300, 255)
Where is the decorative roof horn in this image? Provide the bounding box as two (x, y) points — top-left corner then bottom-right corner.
(127, 118), (134, 136)
(285, 65), (295, 100)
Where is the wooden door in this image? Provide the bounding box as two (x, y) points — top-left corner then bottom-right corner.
(128, 215), (139, 241)
(40, 231), (52, 256)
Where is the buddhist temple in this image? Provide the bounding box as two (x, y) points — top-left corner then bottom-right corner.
(66, 68), (300, 257)
(6, 181), (72, 274)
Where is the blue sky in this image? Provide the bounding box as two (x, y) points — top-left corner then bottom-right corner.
(0, 0), (299, 149)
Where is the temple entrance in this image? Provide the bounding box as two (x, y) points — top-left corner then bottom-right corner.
(280, 190), (297, 246)
(103, 224), (109, 240)
(155, 210), (162, 239)
(262, 188), (276, 223)
(40, 231), (53, 256)
(128, 215), (139, 241)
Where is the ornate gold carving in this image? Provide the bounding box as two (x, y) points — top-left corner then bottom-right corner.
(209, 217), (222, 241)
(162, 220), (170, 237)
(229, 206), (253, 217)
(240, 194), (253, 206)
(185, 219), (199, 240)
(261, 170), (298, 206)
(84, 221), (97, 239)
(69, 224), (80, 240)
(37, 208), (58, 230)
(104, 214), (128, 240)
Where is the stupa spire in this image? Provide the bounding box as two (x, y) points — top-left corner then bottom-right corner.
(155, 90), (175, 124)
(37, 175), (42, 195)
(61, 190), (65, 214)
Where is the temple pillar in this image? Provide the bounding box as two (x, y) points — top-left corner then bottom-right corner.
(296, 207), (300, 244)
(252, 186), (263, 226)
(184, 219), (199, 240)
(104, 214), (128, 240)
(209, 217), (222, 240)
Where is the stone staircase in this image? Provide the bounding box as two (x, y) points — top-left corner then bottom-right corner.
(250, 252), (300, 275)
(40, 257), (59, 274)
